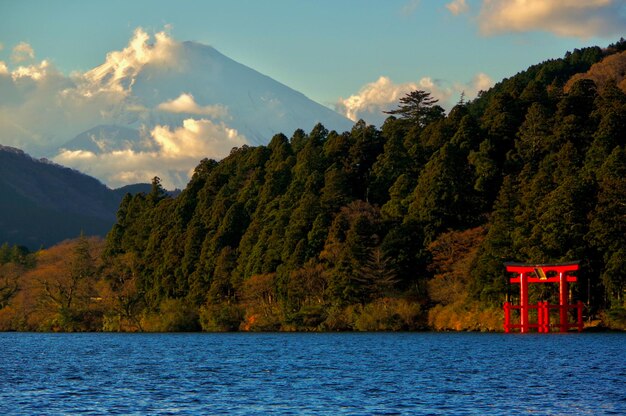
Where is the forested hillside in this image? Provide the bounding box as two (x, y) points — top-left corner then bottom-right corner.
(1, 40), (625, 331)
(0, 146), (122, 248)
(0, 146), (156, 249)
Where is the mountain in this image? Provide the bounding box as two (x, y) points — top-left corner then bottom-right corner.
(82, 40), (353, 145)
(56, 38), (354, 189)
(0, 145), (149, 249)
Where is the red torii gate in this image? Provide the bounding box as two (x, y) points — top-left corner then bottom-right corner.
(503, 262), (583, 333)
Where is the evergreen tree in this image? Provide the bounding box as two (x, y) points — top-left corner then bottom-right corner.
(384, 90), (445, 128)
(408, 142), (479, 242)
(471, 176), (518, 304)
(370, 117), (412, 204)
(588, 147), (626, 306)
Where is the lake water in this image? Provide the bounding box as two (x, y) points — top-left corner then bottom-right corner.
(0, 332), (624, 415)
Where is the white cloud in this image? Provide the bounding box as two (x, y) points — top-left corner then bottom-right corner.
(54, 118), (248, 189)
(11, 42), (35, 63)
(0, 28), (184, 154)
(0, 58), (131, 153)
(0, 27), (253, 188)
(336, 77), (420, 123)
(83, 27), (180, 95)
(336, 73), (494, 126)
(478, 0), (626, 38)
(446, 0), (469, 16)
(54, 148), (167, 188)
(0, 58), (92, 151)
(336, 76), (454, 125)
(11, 59), (53, 81)
(157, 93), (228, 118)
(151, 118), (246, 159)
(458, 72), (494, 97)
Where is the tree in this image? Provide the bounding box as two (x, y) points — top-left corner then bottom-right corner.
(384, 90), (445, 128)
(287, 261), (328, 309)
(370, 117), (412, 204)
(148, 176), (167, 206)
(33, 237), (103, 331)
(554, 78), (598, 152)
(471, 176), (518, 304)
(320, 164), (351, 211)
(354, 247), (399, 301)
(588, 147), (626, 306)
(100, 252), (145, 331)
(240, 273), (282, 330)
(408, 142), (479, 242)
(321, 119), (382, 202)
(515, 103), (554, 171)
(320, 201), (384, 304)
(428, 226), (486, 306)
(0, 263), (20, 308)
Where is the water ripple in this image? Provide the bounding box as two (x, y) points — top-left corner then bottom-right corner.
(0, 332), (624, 415)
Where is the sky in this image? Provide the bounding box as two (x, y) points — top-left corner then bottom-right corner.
(0, 0), (625, 188)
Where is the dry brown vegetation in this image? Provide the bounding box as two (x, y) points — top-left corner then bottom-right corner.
(566, 51), (626, 93)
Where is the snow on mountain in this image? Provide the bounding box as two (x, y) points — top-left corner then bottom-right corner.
(52, 29), (353, 189)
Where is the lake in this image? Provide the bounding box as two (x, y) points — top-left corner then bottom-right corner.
(0, 332), (624, 415)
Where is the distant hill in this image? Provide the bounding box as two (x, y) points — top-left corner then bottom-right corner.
(0, 145), (151, 249)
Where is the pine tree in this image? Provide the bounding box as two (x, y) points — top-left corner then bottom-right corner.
(384, 90), (445, 128)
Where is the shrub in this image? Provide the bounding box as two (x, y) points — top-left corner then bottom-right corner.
(199, 303), (243, 332)
(354, 298), (423, 331)
(142, 298), (200, 332)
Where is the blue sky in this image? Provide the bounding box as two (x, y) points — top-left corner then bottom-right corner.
(1, 0), (623, 108)
(0, 0), (624, 188)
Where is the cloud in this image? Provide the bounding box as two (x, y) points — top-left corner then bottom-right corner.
(457, 72), (494, 97)
(54, 118), (248, 189)
(0, 27), (254, 189)
(83, 27), (180, 95)
(10, 59), (53, 81)
(0, 57), (130, 152)
(336, 77), (421, 124)
(336, 74), (494, 126)
(151, 118), (246, 159)
(478, 0), (626, 38)
(11, 42), (35, 63)
(0, 27), (185, 154)
(446, 0), (469, 16)
(157, 93), (229, 118)
(0, 58), (91, 151)
(335, 76), (452, 125)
